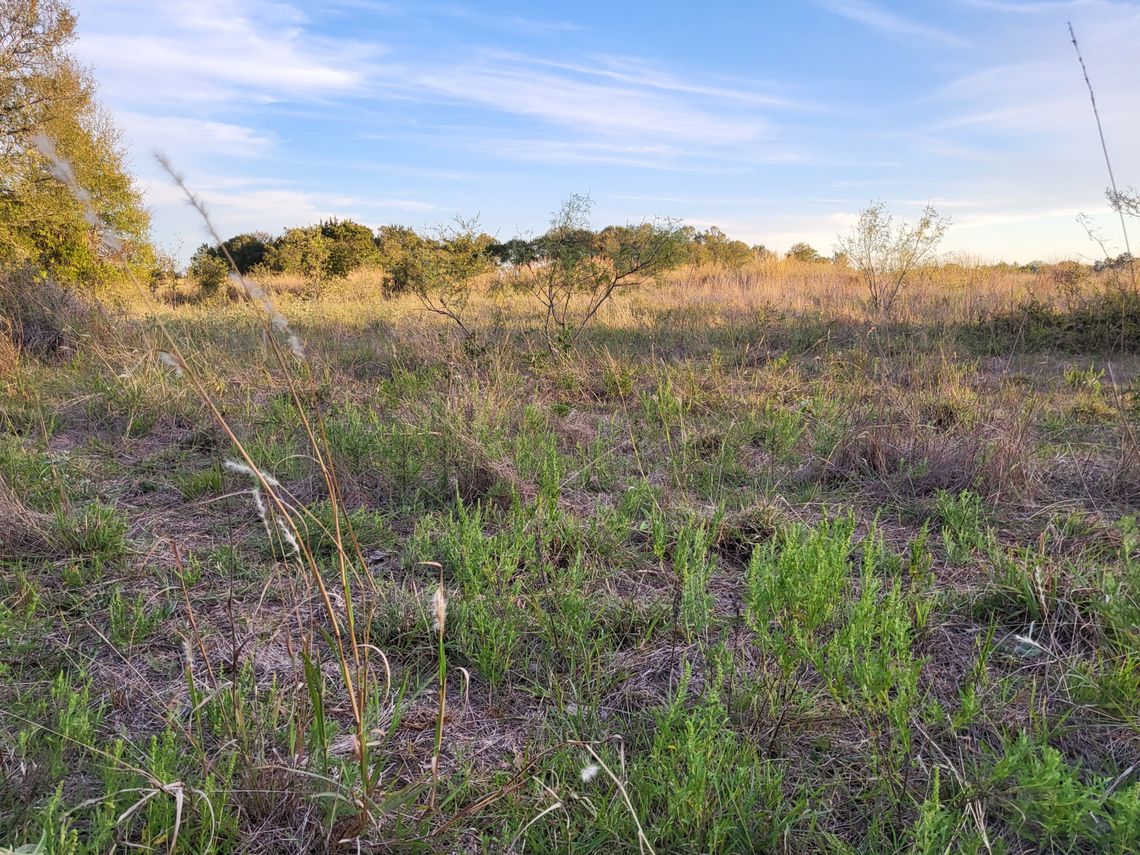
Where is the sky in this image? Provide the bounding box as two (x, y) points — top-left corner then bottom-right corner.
(70, 0), (1140, 265)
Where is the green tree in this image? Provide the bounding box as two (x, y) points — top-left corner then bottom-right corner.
(264, 226), (330, 282)
(487, 236), (541, 267)
(681, 226), (753, 268)
(219, 232), (271, 274)
(187, 245), (230, 298)
(320, 218), (379, 278)
(375, 225), (436, 295)
(785, 242), (824, 264)
(0, 0), (152, 289)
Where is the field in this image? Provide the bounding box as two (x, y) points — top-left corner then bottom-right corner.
(1, 260), (1139, 853)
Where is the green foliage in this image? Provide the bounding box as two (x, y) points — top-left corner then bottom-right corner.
(977, 289), (1140, 354)
(620, 658), (800, 853)
(673, 515), (716, 641)
(993, 734), (1140, 852)
(319, 218), (379, 277)
(487, 236), (541, 266)
(675, 225), (758, 267)
(748, 402), (805, 461)
(52, 500), (127, 561)
(935, 489), (992, 565)
(296, 499), (395, 558)
(107, 586), (166, 647)
(189, 232), (272, 285)
(375, 224), (436, 294)
(413, 218), (496, 340)
(784, 241), (825, 263)
(1102, 516), (1140, 644)
(521, 194), (684, 351)
(0, 1), (153, 289)
(223, 218), (383, 283)
(187, 246), (230, 297)
(417, 500), (531, 688)
(819, 531), (925, 765)
(745, 514), (855, 662)
(323, 401), (450, 510)
(264, 225), (331, 282)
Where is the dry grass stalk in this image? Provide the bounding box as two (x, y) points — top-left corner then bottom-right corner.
(0, 476), (56, 558)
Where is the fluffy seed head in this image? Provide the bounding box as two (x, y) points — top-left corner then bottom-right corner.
(580, 763), (600, 783)
(432, 585), (448, 634)
(276, 517), (300, 556)
(223, 459), (281, 488)
(158, 351), (184, 377)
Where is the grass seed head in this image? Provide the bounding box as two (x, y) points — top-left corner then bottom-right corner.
(432, 585), (448, 634)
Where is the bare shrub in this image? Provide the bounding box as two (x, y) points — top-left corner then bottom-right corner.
(836, 202), (949, 317)
(413, 217), (494, 342)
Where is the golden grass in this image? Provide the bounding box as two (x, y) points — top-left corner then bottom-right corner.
(148, 258), (1104, 340)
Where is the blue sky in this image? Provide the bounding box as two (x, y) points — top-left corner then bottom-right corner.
(72, 0), (1140, 264)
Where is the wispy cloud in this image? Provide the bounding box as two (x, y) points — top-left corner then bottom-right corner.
(74, 0), (377, 106)
(116, 113), (274, 158)
(817, 0), (967, 46)
(512, 54), (804, 110)
(956, 0), (1092, 13)
(393, 53), (769, 146)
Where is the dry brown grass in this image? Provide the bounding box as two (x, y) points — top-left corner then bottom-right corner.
(200, 258), (1109, 343)
(0, 476), (55, 558)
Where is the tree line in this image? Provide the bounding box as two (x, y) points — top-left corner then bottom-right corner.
(186, 215), (843, 297)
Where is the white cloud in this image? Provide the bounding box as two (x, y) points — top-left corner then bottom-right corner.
(73, 0), (376, 106)
(395, 55), (768, 147)
(817, 0), (967, 46)
(927, 8), (1140, 152)
(116, 113), (274, 158)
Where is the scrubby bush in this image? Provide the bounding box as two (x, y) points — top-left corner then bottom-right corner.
(979, 289), (1140, 353)
(413, 219), (495, 339)
(187, 246), (230, 298)
(0, 265), (99, 359)
(320, 218), (379, 277)
(220, 232), (272, 273)
(785, 242), (825, 263)
(264, 226), (331, 282)
(676, 226), (755, 267)
(522, 194), (682, 350)
(376, 225), (437, 294)
(836, 201), (950, 315)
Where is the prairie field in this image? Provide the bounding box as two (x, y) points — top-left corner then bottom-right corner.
(2, 261), (1139, 853)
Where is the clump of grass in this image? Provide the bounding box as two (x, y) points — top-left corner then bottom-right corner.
(935, 489), (993, 565)
(52, 501), (128, 561)
(824, 410), (1036, 502)
(0, 477), (57, 558)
